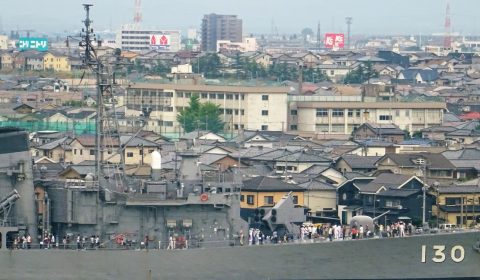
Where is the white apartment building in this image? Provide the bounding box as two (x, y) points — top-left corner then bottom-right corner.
(289, 95), (445, 136)
(216, 37), (257, 53)
(125, 83), (289, 134)
(0, 35), (8, 50)
(117, 28), (180, 52)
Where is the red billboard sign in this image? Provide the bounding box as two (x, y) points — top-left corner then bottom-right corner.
(324, 33), (345, 49)
(149, 34), (171, 50)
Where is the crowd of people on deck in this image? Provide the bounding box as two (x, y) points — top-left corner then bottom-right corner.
(8, 232), (102, 250)
(239, 221), (417, 246)
(6, 220), (419, 250)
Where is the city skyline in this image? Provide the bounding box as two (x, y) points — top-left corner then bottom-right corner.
(1, 0), (480, 36)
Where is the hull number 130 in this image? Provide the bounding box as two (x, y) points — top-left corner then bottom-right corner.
(421, 245), (465, 263)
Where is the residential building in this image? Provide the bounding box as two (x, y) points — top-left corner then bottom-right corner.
(13, 103), (36, 114)
(201, 14), (242, 52)
(314, 64), (353, 83)
(397, 68), (439, 84)
(352, 123), (405, 144)
(25, 52), (45, 70)
(116, 28), (181, 52)
(43, 52), (71, 72)
(240, 176), (305, 209)
(35, 137), (72, 163)
(434, 185), (480, 227)
(126, 83), (289, 134)
(0, 35), (8, 50)
(0, 51), (14, 70)
(337, 174), (435, 225)
(375, 153), (456, 182)
(299, 179), (337, 217)
(69, 135), (160, 165)
(335, 155), (380, 174)
(290, 94), (445, 137)
(216, 37), (257, 53)
(197, 153), (243, 171)
(377, 50), (410, 68)
(230, 130), (303, 148)
(273, 150), (331, 174)
(442, 148), (480, 180)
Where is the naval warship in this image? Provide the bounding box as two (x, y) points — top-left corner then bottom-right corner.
(0, 4), (479, 280)
(0, 126), (479, 280)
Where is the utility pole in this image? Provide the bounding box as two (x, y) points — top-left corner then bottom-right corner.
(345, 17), (352, 49)
(460, 195), (464, 227)
(297, 61), (304, 95)
(418, 162), (428, 228)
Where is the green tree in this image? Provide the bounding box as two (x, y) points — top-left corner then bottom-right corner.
(199, 102), (224, 132)
(177, 96), (224, 133)
(195, 53), (221, 78)
(152, 61), (170, 74)
(343, 62), (379, 84)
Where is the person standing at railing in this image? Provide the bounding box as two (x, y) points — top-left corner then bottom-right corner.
(167, 235), (174, 250)
(26, 234), (31, 249)
(239, 229), (244, 246)
(21, 235), (27, 249)
(76, 235), (81, 250)
(144, 235), (149, 250)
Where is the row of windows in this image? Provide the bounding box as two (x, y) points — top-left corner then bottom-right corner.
(122, 31), (177, 35)
(315, 109), (364, 118)
(121, 36), (150, 40)
(385, 199), (401, 208)
(133, 91), (275, 102)
(73, 148), (155, 157)
(122, 41), (150, 45)
(197, 93), (245, 100)
(276, 166), (298, 172)
(233, 124), (245, 130)
(241, 195), (299, 205)
(315, 124), (354, 133)
(224, 109), (245, 115)
(379, 115), (392, 121)
(157, 120), (174, 127)
(123, 47), (150, 50)
(131, 90), (174, 97)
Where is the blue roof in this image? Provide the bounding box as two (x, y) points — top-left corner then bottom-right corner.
(400, 69), (439, 82)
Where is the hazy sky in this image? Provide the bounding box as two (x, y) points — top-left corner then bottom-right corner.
(1, 0), (480, 36)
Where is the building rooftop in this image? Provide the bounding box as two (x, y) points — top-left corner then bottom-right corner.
(129, 83), (290, 94)
(242, 176), (305, 192)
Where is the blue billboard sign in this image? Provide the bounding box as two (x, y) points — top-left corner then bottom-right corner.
(18, 37), (48, 51)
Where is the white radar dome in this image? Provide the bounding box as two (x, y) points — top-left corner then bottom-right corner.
(151, 150), (162, 170)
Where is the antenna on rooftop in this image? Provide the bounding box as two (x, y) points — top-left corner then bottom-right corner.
(316, 21), (321, 50)
(345, 17), (352, 49)
(133, 0), (142, 29)
(444, 1), (452, 50)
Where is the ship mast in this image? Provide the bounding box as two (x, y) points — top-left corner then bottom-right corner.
(80, 4), (128, 191)
(80, 4), (102, 186)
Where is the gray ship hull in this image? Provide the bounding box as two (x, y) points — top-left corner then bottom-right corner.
(1, 231), (479, 280)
